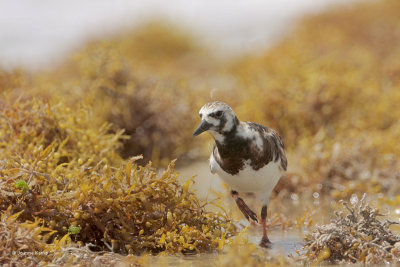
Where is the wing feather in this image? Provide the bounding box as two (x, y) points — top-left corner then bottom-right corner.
(246, 122), (287, 171)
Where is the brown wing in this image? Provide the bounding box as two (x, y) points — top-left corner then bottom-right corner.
(211, 122), (288, 175)
(247, 122), (287, 171)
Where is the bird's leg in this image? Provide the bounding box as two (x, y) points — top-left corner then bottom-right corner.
(231, 190), (258, 223)
(259, 204), (272, 248)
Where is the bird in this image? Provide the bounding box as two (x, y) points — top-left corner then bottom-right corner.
(193, 101), (287, 248)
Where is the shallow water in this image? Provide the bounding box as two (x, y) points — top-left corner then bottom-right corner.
(144, 229), (304, 266)
(249, 229), (304, 255)
(177, 161), (308, 262)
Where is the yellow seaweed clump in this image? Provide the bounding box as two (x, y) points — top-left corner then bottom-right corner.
(0, 68), (31, 94)
(231, 0), (400, 150)
(0, 96), (236, 262)
(300, 135), (400, 200)
(35, 22), (211, 166)
(225, 0), (400, 203)
(0, 205), (141, 266)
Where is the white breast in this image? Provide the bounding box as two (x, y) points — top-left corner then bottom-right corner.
(210, 153), (283, 204)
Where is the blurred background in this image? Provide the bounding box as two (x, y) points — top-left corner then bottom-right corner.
(1, 0), (400, 224)
(1, 0), (353, 70)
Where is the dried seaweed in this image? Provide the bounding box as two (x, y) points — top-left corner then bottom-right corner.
(301, 194), (400, 264)
(47, 246), (140, 266)
(0, 208), (45, 266)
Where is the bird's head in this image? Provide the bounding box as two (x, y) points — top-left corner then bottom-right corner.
(193, 101), (239, 140)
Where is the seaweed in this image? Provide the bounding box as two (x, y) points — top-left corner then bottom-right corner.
(226, 0), (400, 202)
(300, 194), (400, 264)
(0, 96), (236, 266)
(0, 207), (50, 266)
(33, 23), (211, 166)
(1, 0), (400, 265)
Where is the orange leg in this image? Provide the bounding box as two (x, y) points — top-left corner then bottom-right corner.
(231, 190), (258, 222)
(259, 205), (272, 248)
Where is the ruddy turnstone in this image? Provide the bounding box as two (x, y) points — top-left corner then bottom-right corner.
(193, 101), (287, 248)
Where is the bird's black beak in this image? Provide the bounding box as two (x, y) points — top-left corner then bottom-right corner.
(193, 120), (211, 136)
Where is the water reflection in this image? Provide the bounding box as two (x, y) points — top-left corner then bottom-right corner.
(145, 229), (304, 266)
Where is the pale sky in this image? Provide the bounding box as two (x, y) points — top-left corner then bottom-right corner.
(0, 0), (355, 70)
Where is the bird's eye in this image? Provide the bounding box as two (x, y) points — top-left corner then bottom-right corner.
(199, 114), (202, 118)
(215, 111), (223, 118)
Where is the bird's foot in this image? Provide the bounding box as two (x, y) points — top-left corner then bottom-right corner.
(235, 197), (258, 223)
(259, 236), (272, 248)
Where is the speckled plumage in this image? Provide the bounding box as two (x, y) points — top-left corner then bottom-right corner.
(193, 101), (288, 247)
(212, 121), (287, 175)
